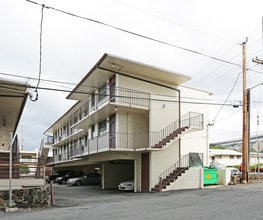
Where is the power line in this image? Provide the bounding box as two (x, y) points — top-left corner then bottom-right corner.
(1, 71), (245, 107)
(24, 0), (241, 67)
(112, 0), (239, 45)
(0, 81), (241, 107)
(30, 3), (44, 102)
(212, 71), (242, 123)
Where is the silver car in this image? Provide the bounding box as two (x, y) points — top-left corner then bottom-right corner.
(67, 173), (101, 186)
(118, 180), (134, 191)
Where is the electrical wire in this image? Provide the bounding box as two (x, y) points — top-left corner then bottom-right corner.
(211, 71), (242, 123)
(112, 0), (239, 45)
(0, 81), (240, 107)
(24, 0), (241, 67)
(30, 3), (44, 102)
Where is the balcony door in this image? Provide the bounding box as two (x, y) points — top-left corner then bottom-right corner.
(109, 114), (116, 148)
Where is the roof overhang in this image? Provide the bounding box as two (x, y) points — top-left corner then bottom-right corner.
(0, 78), (29, 135)
(67, 53), (191, 100)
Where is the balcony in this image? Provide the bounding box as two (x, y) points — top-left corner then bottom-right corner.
(70, 86), (150, 129)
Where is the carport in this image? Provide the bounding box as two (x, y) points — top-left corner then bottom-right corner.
(102, 160), (134, 190)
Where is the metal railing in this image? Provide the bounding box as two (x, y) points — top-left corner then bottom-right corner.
(0, 155), (46, 179)
(158, 153), (203, 191)
(67, 86), (150, 128)
(150, 112), (203, 147)
(51, 112), (204, 163)
(181, 111), (204, 129)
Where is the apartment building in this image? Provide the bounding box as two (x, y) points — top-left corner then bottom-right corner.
(44, 54), (210, 192)
(0, 78), (28, 179)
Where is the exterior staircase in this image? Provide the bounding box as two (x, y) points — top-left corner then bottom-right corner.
(151, 153), (203, 192)
(151, 112), (203, 149)
(153, 126), (189, 149)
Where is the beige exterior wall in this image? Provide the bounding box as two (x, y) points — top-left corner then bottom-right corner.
(149, 94), (179, 132)
(179, 86), (210, 166)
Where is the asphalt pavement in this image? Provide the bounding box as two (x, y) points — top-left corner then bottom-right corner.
(1, 182), (263, 220)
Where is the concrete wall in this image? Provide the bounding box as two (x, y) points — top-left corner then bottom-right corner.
(218, 169), (231, 185)
(163, 167), (204, 191)
(0, 179), (45, 190)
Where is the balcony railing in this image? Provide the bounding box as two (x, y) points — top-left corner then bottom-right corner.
(52, 112), (204, 163)
(68, 86), (150, 127)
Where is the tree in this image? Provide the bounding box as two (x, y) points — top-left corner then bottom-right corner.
(19, 163), (30, 175)
(210, 145), (226, 149)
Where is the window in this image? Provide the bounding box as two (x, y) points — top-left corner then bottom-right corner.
(98, 120), (107, 135)
(230, 155), (235, 159)
(98, 84), (107, 102)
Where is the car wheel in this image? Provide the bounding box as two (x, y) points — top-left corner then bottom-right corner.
(62, 179), (67, 184)
(75, 181), (82, 186)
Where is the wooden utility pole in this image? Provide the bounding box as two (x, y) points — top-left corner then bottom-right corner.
(242, 40), (248, 183)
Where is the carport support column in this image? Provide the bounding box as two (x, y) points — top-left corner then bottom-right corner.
(134, 154), (141, 192)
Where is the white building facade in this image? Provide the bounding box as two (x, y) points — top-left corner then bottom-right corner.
(44, 54), (210, 192)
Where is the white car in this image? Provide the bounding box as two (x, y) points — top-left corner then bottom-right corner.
(118, 180), (134, 191)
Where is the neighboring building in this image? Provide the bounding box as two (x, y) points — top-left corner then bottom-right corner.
(19, 150), (38, 177)
(249, 152), (263, 167)
(44, 54), (210, 192)
(209, 149), (242, 167)
(0, 78), (28, 179)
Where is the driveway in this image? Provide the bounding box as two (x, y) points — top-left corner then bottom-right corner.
(1, 182), (263, 219)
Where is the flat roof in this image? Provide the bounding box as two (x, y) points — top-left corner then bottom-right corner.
(67, 53), (191, 100)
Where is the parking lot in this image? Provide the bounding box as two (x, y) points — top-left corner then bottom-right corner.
(52, 183), (135, 208)
(2, 182), (263, 219)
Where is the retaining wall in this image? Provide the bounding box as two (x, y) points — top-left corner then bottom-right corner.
(0, 185), (51, 210)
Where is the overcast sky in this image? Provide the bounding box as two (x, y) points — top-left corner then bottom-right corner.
(1, 0), (263, 151)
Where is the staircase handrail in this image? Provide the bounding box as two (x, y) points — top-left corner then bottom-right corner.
(158, 153), (203, 191)
(150, 111), (203, 147)
(158, 154), (190, 190)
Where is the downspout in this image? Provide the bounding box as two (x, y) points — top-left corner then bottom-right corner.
(178, 90), (181, 166)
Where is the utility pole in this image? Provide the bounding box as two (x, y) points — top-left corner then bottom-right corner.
(242, 40), (248, 183)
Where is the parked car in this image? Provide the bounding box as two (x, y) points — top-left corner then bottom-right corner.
(118, 180), (134, 191)
(56, 171), (85, 184)
(230, 168), (240, 176)
(67, 173), (101, 186)
(46, 170), (73, 183)
(251, 166), (263, 172)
